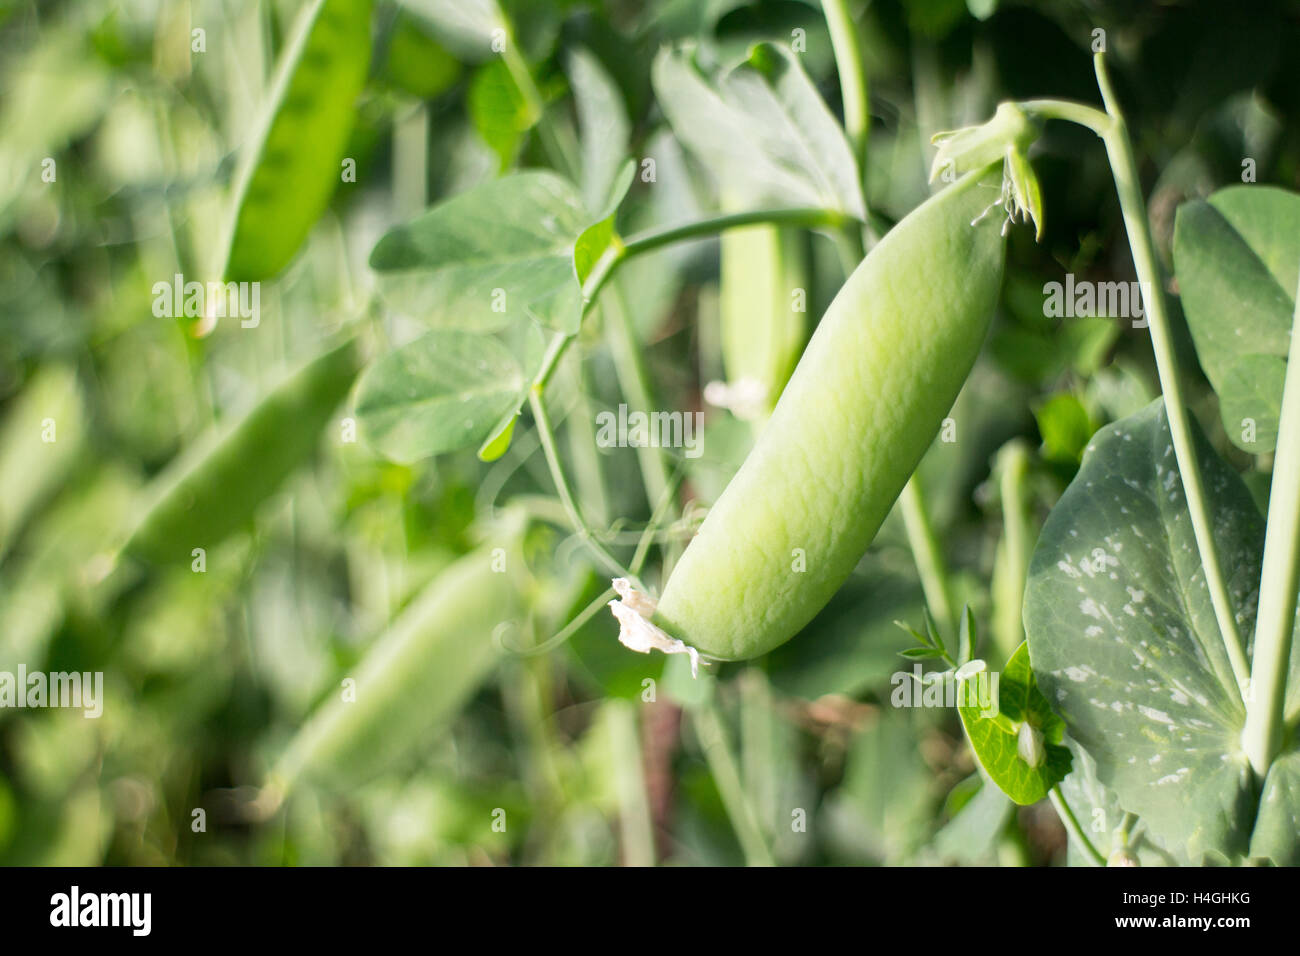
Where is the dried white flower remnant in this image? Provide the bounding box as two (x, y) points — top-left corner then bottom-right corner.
(702, 378), (768, 421)
(608, 578), (702, 678)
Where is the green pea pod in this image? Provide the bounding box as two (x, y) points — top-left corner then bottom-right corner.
(655, 167), (1006, 660)
(222, 0), (373, 281)
(271, 544), (521, 791)
(123, 336), (360, 565)
(717, 222), (807, 420)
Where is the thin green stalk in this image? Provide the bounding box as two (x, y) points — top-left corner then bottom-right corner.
(1049, 786), (1106, 866)
(899, 479), (954, 634)
(822, 0), (869, 170)
(1241, 277), (1300, 773)
(532, 207), (855, 394)
(562, 364), (610, 529)
(1017, 62), (1252, 697)
(631, 465), (685, 575)
(622, 207), (852, 258)
(528, 387), (640, 588)
(602, 284), (672, 507)
(994, 440), (1032, 658)
(607, 700), (656, 867)
(692, 702), (776, 867)
(1090, 55), (1250, 697)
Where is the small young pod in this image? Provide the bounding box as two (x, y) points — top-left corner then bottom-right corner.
(652, 166), (1007, 660)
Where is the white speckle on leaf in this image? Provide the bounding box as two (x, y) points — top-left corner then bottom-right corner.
(1138, 705), (1174, 726)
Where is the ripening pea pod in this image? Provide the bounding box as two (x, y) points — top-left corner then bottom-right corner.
(712, 220), (808, 422)
(122, 335), (361, 566)
(648, 165), (1009, 661)
(269, 543), (523, 793)
(222, 0), (373, 282)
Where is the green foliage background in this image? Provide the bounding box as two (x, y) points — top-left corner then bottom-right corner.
(1, 0), (1298, 866)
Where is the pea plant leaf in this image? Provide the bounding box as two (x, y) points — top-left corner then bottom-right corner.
(573, 159), (635, 285)
(354, 329), (527, 463)
(958, 642), (1072, 805)
(1056, 740), (1181, 866)
(369, 170), (598, 333)
(1173, 185), (1300, 453)
(651, 42), (866, 219)
(1249, 748), (1300, 863)
(567, 46), (631, 215)
(1022, 398), (1297, 863)
(223, 0), (373, 282)
(398, 0), (504, 61)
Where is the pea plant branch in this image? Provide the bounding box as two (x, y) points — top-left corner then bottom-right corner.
(1049, 786), (1106, 866)
(821, 0), (870, 174)
(1018, 53), (1252, 704)
(1240, 275), (1300, 772)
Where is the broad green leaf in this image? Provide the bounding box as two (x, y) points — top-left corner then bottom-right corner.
(567, 47), (631, 214)
(1173, 186), (1300, 452)
(651, 43), (865, 219)
(354, 330), (526, 463)
(124, 336), (361, 566)
(958, 643), (1072, 805)
(369, 171), (592, 333)
(223, 0), (373, 282)
(1024, 399), (1272, 862)
(1057, 740), (1182, 866)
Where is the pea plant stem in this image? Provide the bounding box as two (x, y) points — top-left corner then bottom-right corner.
(1019, 55), (1251, 699)
(602, 285), (672, 508)
(621, 207), (853, 257)
(821, 0), (869, 170)
(994, 440), (1033, 659)
(531, 207), (854, 396)
(607, 700), (657, 867)
(1240, 276), (1300, 773)
(528, 386), (642, 588)
(691, 702), (777, 866)
(1091, 55), (1251, 699)
(1049, 786), (1106, 866)
(899, 480), (955, 633)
